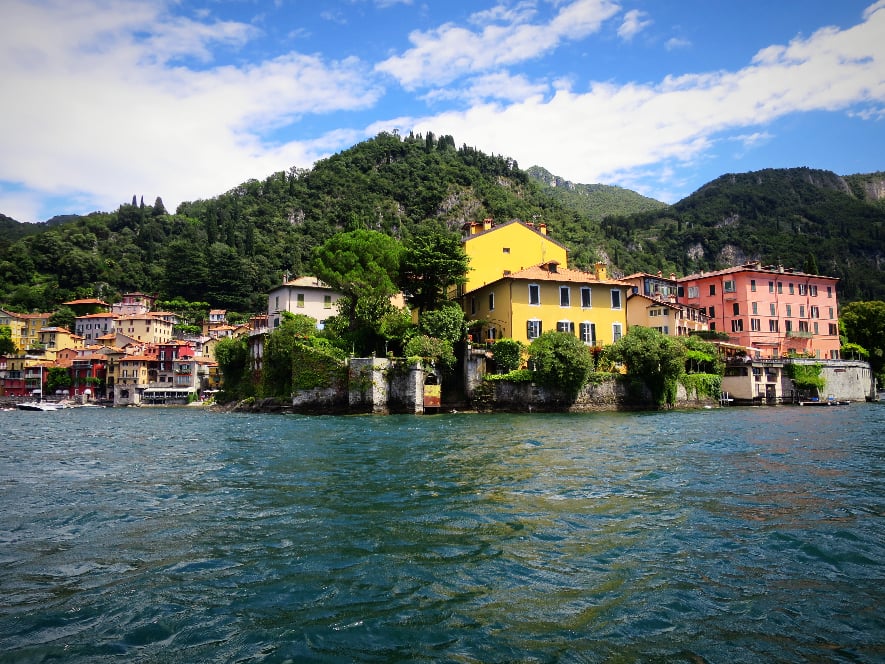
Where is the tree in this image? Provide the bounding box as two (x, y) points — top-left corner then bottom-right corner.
(607, 326), (685, 407)
(45, 366), (72, 396)
(399, 221), (469, 312)
(528, 331), (594, 398)
(418, 303), (465, 345)
(262, 313), (318, 397)
(48, 306), (76, 333)
(0, 325), (16, 355)
(840, 300), (885, 385)
(491, 338), (524, 373)
(215, 335), (251, 401)
(312, 230), (403, 354)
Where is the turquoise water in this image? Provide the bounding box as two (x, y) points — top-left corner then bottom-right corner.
(1, 405), (883, 662)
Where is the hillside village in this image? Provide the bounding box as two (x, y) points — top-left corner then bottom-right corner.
(1, 215), (876, 411)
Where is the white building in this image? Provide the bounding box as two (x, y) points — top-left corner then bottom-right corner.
(267, 276), (342, 330)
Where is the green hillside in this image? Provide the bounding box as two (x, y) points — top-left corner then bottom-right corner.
(526, 166), (667, 220)
(599, 168), (885, 301)
(1, 133), (883, 314)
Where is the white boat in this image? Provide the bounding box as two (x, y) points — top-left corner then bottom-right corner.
(16, 401), (61, 411)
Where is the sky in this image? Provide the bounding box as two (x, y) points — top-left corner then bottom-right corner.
(1, 0), (884, 224)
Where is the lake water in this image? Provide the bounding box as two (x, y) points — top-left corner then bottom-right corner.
(1, 405), (883, 663)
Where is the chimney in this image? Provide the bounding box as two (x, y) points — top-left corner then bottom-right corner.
(669, 273), (676, 281)
(657, 270), (663, 278)
(594, 262), (607, 281)
(538, 222), (547, 235)
(483, 218), (493, 231)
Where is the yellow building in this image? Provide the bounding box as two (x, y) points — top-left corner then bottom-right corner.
(0, 310), (26, 352)
(460, 219), (569, 295)
(37, 326), (84, 360)
(464, 261), (630, 346)
(114, 314), (173, 344)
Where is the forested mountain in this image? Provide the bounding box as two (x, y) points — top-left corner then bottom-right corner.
(594, 168), (885, 301)
(1, 131), (883, 315)
(0, 132), (608, 313)
(526, 166), (667, 220)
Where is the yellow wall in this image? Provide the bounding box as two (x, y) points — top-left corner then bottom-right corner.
(468, 279), (628, 345)
(463, 222), (568, 294)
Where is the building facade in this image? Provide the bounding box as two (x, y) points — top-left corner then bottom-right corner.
(678, 262), (840, 359)
(464, 261), (630, 346)
(267, 276), (341, 330)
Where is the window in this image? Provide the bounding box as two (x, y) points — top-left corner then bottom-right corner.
(799, 320), (809, 333)
(709, 284), (716, 296)
(731, 319), (743, 332)
(724, 280), (736, 293)
(323, 295), (332, 309)
(750, 279), (756, 292)
(789, 283), (795, 294)
(751, 318), (761, 331)
(470, 297), (476, 315)
(527, 319), (542, 340)
(777, 282), (783, 294)
(770, 303), (777, 316)
(785, 304), (792, 317)
(687, 286), (699, 298)
(785, 320), (792, 332)
(488, 292), (495, 311)
(810, 305), (820, 319)
(827, 286), (832, 298)
(829, 323), (838, 336)
(799, 283), (807, 295)
(813, 322), (819, 335)
(769, 281), (774, 293)
(529, 284), (540, 305)
(275, 296), (279, 310)
(828, 307), (834, 319)
(612, 322), (623, 342)
(502, 247), (510, 254)
(556, 320), (575, 334)
(610, 289), (622, 309)
(810, 285), (818, 297)
(769, 319), (779, 332)
(708, 306), (715, 318)
(580, 322), (596, 345)
(296, 293), (305, 308)
(752, 302), (758, 315)
(733, 303), (740, 315)
(560, 287), (570, 307)
(581, 287), (592, 308)
(800, 305), (806, 318)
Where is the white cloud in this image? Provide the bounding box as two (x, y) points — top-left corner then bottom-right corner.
(0, 0), (381, 220)
(665, 37), (691, 51)
(375, 0), (620, 89)
(422, 71), (550, 104)
(381, 3), (885, 196)
(617, 9), (651, 41)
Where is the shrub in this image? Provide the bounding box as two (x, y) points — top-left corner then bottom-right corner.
(491, 338), (523, 373)
(528, 331), (593, 398)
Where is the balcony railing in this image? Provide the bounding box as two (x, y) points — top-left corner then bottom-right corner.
(786, 330), (813, 338)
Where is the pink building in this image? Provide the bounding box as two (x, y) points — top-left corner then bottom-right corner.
(678, 261), (840, 359)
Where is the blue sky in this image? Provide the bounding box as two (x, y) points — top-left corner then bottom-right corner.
(1, 0), (883, 223)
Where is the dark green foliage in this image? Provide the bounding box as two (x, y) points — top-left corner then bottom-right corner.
(418, 303), (465, 345)
(785, 362), (826, 394)
(607, 326), (686, 407)
(491, 338), (523, 373)
(528, 331), (594, 398)
(291, 342), (347, 391)
(403, 334), (456, 370)
(399, 220), (469, 312)
(48, 306), (76, 332)
(45, 366), (71, 395)
(214, 335), (251, 401)
(840, 300), (885, 384)
(0, 325), (16, 355)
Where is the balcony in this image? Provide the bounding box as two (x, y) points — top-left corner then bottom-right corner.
(786, 330), (813, 339)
